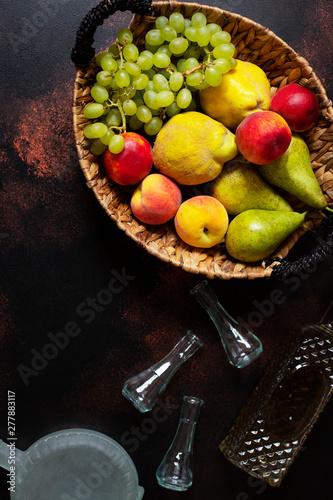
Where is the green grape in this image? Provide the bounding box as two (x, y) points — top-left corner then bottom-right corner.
(89, 122), (108, 138)
(213, 43), (235, 59)
(155, 90), (174, 107)
(115, 69), (130, 88)
(143, 90), (158, 109)
(204, 67), (222, 87)
(100, 53), (118, 73)
(153, 74), (169, 92)
(184, 45), (200, 59)
(230, 58), (237, 69)
(210, 30), (231, 47)
(146, 29), (164, 46)
(145, 42), (159, 53)
(155, 16), (169, 30)
(109, 134), (125, 154)
(161, 25), (177, 42)
(108, 44), (120, 57)
(151, 108), (160, 116)
(194, 80), (210, 90)
(213, 57), (231, 74)
(191, 12), (207, 27)
(107, 78), (119, 91)
(158, 69), (171, 79)
(169, 71), (184, 91)
(153, 52), (171, 69)
(186, 70), (203, 86)
(83, 124), (95, 139)
(144, 117), (163, 135)
(169, 12), (185, 33)
(91, 84), (109, 103)
(96, 51), (109, 66)
(129, 115), (143, 130)
(84, 102), (105, 119)
(156, 45), (172, 57)
(132, 73), (149, 90)
(125, 86), (136, 99)
(176, 58), (186, 72)
(169, 37), (188, 55)
(207, 23), (222, 35)
(136, 105), (152, 123)
(137, 54), (153, 70)
(107, 108), (122, 127)
(196, 26), (210, 47)
(96, 70), (113, 87)
(184, 18), (191, 29)
(123, 99), (137, 116)
(141, 50), (154, 60)
(133, 98), (144, 107)
(143, 69), (156, 81)
(91, 138), (108, 155)
(185, 98), (197, 112)
(184, 26), (197, 42)
(123, 43), (139, 62)
(100, 129), (115, 145)
(117, 28), (133, 45)
(176, 88), (192, 108)
(124, 62), (141, 76)
(167, 101), (181, 117)
(145, 80), (156, 92)
(183, 57), (199, 72)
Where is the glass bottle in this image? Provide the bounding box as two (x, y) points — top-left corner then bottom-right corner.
(220, 298), (333, 487)
(156, 395), (203, 491)
(122, 332), (203, 413)
(190, 280), (262, 369)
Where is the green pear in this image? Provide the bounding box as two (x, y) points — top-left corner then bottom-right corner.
(209, 160), (292, 215)
(259, 135), (326, 209)
(225, 209), (306, 262)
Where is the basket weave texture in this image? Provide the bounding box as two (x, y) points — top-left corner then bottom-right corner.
(72, 1), (333, 279)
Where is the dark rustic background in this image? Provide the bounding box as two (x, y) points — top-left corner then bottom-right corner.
(0, 0), (332, 498)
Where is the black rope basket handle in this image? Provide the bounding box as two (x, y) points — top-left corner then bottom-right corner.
(71, 0), (153, 69)
(267, 210), (333, 279)
(71, 0), (333, 280)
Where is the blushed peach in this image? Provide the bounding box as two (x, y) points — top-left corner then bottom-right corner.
(131, 173), (182, 225)
(174, 195), (229, 248)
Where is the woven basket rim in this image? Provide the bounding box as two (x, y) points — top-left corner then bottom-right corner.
(72, 1), (333, 279)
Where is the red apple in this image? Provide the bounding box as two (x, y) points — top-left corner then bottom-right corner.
(104, 132), (153, 185)
(235, 111), (292, 165)
(131, 173), (182, 225)
(270, 83), (320, 132)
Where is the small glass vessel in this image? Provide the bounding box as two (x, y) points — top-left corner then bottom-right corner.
(156, 395), (203, 491)
(122, 331), (203, 413)
(190, 280), (262, 369)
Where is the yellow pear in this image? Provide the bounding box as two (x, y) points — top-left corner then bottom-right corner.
(153, 111), (238, 185)
(200, 60), (271, 130)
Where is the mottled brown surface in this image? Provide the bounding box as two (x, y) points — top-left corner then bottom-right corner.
(0, 1), (333, 499)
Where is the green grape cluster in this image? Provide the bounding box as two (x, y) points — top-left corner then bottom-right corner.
(83, 12), (237, 155)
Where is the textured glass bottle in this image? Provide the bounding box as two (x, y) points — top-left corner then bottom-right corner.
(122, 332), (203, 412)
(156, 395), (203, 491)
(191, 280), (262, 368)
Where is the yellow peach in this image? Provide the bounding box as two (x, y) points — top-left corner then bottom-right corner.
(131, 173), (182, 225)
(174, 195), (229, 248)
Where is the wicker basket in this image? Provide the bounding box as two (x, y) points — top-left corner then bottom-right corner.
(71, 0), (333, 280)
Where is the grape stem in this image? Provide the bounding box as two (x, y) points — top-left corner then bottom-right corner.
(115, 98), (127, 133)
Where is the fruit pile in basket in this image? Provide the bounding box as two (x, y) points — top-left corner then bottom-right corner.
(82, 11), (330, 263)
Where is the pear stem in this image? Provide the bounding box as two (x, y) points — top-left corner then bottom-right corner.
(325, 206), (333, 213)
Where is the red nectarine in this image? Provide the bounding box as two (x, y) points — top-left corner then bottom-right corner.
(104, 132), (153, 185)
(235, 111), (292, 165)
(270, 83), (320, 132)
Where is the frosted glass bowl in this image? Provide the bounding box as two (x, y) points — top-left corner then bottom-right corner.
(0, 428), (144, 500)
